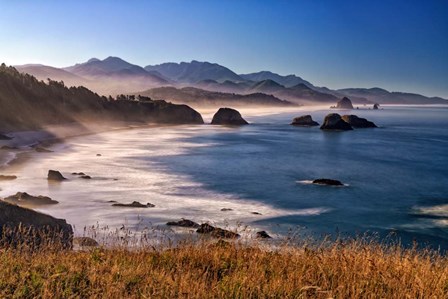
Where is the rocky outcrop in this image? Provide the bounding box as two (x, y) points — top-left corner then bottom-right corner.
(341, 115), (377, 128)
(211, 108), (249, 125)
(112, 201), (155, 208)
(312, 179), (344, 186)
(290, 115), (319, 126)
(373, 103), (379, 110)
(0, 175), (17, 181)
(320, 113), (353, 131)
(256, 231), (272, 239)
(3, 192), (59, 206)
(196, 223), (240, 239)
(166, 219), (200, 228)
(0, 201), (73, 249)
(336, 97), (354, 109)
(47, 170), (66, 181)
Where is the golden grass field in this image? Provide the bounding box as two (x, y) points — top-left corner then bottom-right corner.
(0, 234), (447, 298)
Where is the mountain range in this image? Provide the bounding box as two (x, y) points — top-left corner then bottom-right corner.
(14, 57), (448, 106)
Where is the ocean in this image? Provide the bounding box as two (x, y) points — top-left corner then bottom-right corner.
(1, 106), (447, 248)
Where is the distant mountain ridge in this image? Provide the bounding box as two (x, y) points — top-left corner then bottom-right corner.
(13, 56), (448, 105)
(145, 60), (244, 83)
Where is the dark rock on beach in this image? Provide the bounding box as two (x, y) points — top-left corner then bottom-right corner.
(196, 223), (240, 239)
(211, 108), (249, 125)
(47, 170), (66, 181)
(320, 113), (353, 131)
(166, 219), (200, 228)
(221, 208), (233, 212)
(256, 231), (272, 239)
(335, 97), (354, 109)
(341, 115), (377, 128)
(72, 172), (86, 176)
(251, 212), (262, 215)
(80, 175), (92, 179)
(290, 115), (319, 126)
(312, 179), (344, 186)
(0, 201), (73, 249)
(112, 201), (155, 208)
(0, 175), (17, 181)
(3, 192), (59, 206)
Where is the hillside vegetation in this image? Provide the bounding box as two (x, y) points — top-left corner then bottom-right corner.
(0, 64), (203, 131)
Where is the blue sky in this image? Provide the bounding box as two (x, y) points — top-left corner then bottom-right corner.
(0, 0), (447, 97)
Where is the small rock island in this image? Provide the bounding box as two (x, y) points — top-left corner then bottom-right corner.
(335, 97), (354, 109)
(320, 113), (353, 131)
(290, 115), (319, 126)
(211, 108), (249, 125)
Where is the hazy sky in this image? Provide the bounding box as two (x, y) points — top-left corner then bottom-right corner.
(1, 0), (447, 97)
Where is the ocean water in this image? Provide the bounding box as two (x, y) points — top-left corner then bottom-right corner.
(1, 106), (448, 248)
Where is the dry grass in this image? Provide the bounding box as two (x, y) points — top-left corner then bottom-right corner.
(0, 233), (448, 299)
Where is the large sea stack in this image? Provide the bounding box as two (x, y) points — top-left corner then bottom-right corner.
(211, 108), (249, 125)
(320, 113), (353, 131)
(336, 97), (354, 109)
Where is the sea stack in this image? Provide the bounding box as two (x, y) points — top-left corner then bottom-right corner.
(290, 115), (319, 126)
(211, 108), (249, 125)
(47, 170), (66, 181)
(373, 103), (379, 110)
(336, 97), (354, 109)
(341, 115), (377, 128)
(320, 113), (353, 130)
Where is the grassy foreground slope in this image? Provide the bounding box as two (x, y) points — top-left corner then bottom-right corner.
(0, 239), (447, 298)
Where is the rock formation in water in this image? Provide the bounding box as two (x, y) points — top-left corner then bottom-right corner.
(3, 192), (59, 206)
(166, 219), (200, 228)
(312, 178), (344, 186)
(0, 201), (73, 248)
(290, 115), (319, 126)
(320, 113), (353, 130)
(341, 115), (377, 128)
(47, 170), (66, 181)
(335, 97), (354, 109)
(0, 175), (17, 181)
(373, 103), (379, 110)
(196, 223), (240, 239)
(211, 108), (249, 125)
(256, 231), (272, 239)
(112, 201), (155, 208)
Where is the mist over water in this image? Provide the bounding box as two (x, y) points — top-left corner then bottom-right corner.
(1, 106), (447, 247)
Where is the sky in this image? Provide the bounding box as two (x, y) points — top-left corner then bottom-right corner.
(0, 0), (447, 97)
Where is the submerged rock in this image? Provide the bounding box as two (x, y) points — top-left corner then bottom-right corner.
(112, 201), (155, 208)
(196, 223), (240, 239)
(34, 146), (53, 153)
(0, 201), (73, 249)
(0, 175), (17, 181)
(341, 115), (377, 128)
(47, 170), (66, 181)
(320, 113), (353, 131)
(312, 179), (344, 186)
(166, 219), (200, 228)
(3, 192), (59, 206)
(211, 108), (249, 125)
(0, 133), (12, 140)
(73, 237), (99, 247)
(256, 231), (272, 239)
(72, 172), (86, 176)
(335, 97), (354, 109)
(80, 175), (92, 179)
(290, 115), (319, 126)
